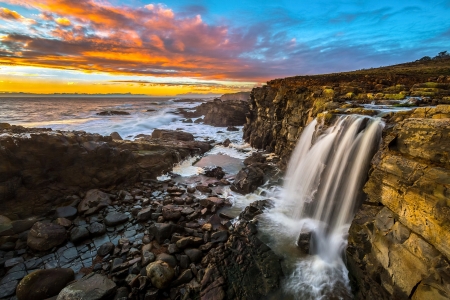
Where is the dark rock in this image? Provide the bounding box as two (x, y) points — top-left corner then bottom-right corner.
(211, 231), (228, 243)
(204, 167), (225, 179)
(27, 222), (66, 251)
(55, 206), (77, 219)
(97, 242), (114, 257)
(4, 256), (24, 268)
(110, 132), (123, 140)
(223, 138), (231, 147)
(297, 229), (312, 254)
(88, 222), (106, 237)
(239, 200), (272, 221)
(151, 129), (194, 141)
(0, 280), (18, 298)
(243, 152), (266, 166)
(162, 206), (182, 221)
(96, 110), (130, 116)
(226, 126), (239, 131)
(136, 207), (152, 222)
(185, 99), (248, 127)
(231, 165), (264, 194)
(70, 226), (90, 243)
(78, 190), (111, 215)
(146, 261), (175, 289)
(171, 269), (193, 286)
(104, 212), (129, 227)
(156, 253), (177, 268)
(149, 223), (183, 244)
(16, 268), (74, 300)
(196, 185), (212, 193)
(176, 237), (203, 249)
(184, 248), (202, 263)
(56, 273), (116, 300)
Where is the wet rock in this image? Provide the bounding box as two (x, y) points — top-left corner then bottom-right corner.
(5, 257), (24, 268)
(162, 206), (182, 221)
(196, 185), (212, 193)
(16, 268), (74, 300)
(110, 132), (123, 140)
(204, 167), (225, 179)
(70, 226), (90, 243)
(156, 253), (177, 268)
(146, 260), (175, 289)
(226, 126), (239, 131)
(0, 280), (18, 298)
(56, 273), (116, 300)
(97, 242), (114, 257)
(231, 165), (265, 194)
(239, 200), (272, 221)
(223, 138), (231, 147)
(78, 190), (112, 215)
(104, 212), (129, 227)
(96, 110), (130, 116)
(136, 207), (152, 222)
(211, 231), (228, 243)
(243, 152), (266, 166)
(188, 99), (248, 127)
(27, 222), (66, 251)
(176, 236), (203, 249)
(151, 129), (194, 141)
(55, 206), (78, 219)
(149, 223), (183, 244)
(88, 222), (106, 237)
(297, 229), (312, 254)
(184, 248), (202, 263)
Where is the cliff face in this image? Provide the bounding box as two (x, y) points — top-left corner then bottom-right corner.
(347, 106), (450, 300)
(242, 58), (450, 299)
(0, 125), (210, 219)
(243, 58), (450, 163)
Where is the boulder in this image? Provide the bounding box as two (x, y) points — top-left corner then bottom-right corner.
(104, 212), (129, 227)
(243, 152), (266, 166)
(184, 248), (203, 263)
(110, 132), (123, 140)
(136, 207), (152, 222)
(148, 223), (183, 244)
(151, 129), (194, 141)
(204, 166), (225, 179)
(187, 99), (249, 127)
(146, 260), (175, 289)
(176, 236), (203, 249)
(88, 222), (106, 237)
(69, 226), (90, 243)
(55, 206), (77, 219)
(56, 273), (116, 300)
(97, 242), (114, 257)
(27, 222), (66, 251)
(231, 165), (264, 194)
(77, 190), (111, 215)
(16, 268), (74, 300)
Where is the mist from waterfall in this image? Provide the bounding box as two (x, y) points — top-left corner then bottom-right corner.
(266, 114), (384, 299)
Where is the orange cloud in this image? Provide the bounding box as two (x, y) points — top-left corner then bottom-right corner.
(0, 7), (21, 20)
(0, 0), (297, 82)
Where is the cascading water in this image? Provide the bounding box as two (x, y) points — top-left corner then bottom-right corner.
(266, 114), (384, 299)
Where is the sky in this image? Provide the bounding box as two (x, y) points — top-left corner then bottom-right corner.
(0, 0), (449, 95)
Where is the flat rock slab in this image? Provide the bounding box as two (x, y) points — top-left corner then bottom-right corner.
(104, 212), (129, 227)
(56, 273), (116, 300)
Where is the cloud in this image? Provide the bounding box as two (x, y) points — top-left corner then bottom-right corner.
(0, 7), (36, 24)
(55, 17), (71, 26)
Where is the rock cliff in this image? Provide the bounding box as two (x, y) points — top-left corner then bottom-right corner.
(181, 99), (249, 126)
(347, 106), (450, 300)
(243, 57), (450, 164)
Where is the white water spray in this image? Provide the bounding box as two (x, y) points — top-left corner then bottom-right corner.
(272, 115), (384, 299)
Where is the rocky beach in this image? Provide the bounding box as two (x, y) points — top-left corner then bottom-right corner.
(1, 56), (450, 300)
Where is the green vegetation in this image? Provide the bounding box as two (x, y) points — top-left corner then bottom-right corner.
(384, 93), (406, 100)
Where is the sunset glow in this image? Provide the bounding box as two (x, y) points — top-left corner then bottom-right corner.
(1, 0), (449, 95)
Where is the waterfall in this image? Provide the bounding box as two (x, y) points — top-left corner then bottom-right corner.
(278, 115), (384, 299)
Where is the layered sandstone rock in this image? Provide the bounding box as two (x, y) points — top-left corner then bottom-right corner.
(347, 107), (450, 299)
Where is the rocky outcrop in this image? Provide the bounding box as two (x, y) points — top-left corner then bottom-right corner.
(0, 125), (211, 219)
(220, 92), (250, 101)
(243, 57), (450, 163)
(181, 99), (249, 127)
(347, 106), (450, 299)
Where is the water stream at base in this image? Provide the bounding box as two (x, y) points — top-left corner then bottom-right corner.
(229, 115), (384, 299)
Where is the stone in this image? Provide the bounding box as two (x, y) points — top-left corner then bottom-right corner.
(226, 126), (239, 131)
(297, 229), (312, 254)
(196, 185), (212, 193)
(5, 256), (24, 268)
(176, 236), (203, 249)
(171, 269), (193, 286)
(204, 167), (225, 179)
(110, 132), (123, 140)
(16, 268), (74, 300)
(243, 152), (266, 166)
(97, 242), (114, 257)
(223, 138), (231, 147)
(184, 248), (202, 263)
(56, 218), (72, 228)
(70, 226), (90, 243)
(148, 223), (183, 244)
(0, 280), (18, 298)
(104, 212), (129, 227)
(78, 190), (112, 214)
(156, 253), (177, 268)
(230, 165), (264, 194)
(146, 260), (175, 289)
(88, 222), (105, 237)
(162, 206), (182, 221)
(211, 231), (228, 243)
(56, 273), (116, 300)
(136, 207), (152, 222)
(151, 129), (194, 141)
(55, 206), (78, 219)
(27, 222), (66, 251)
